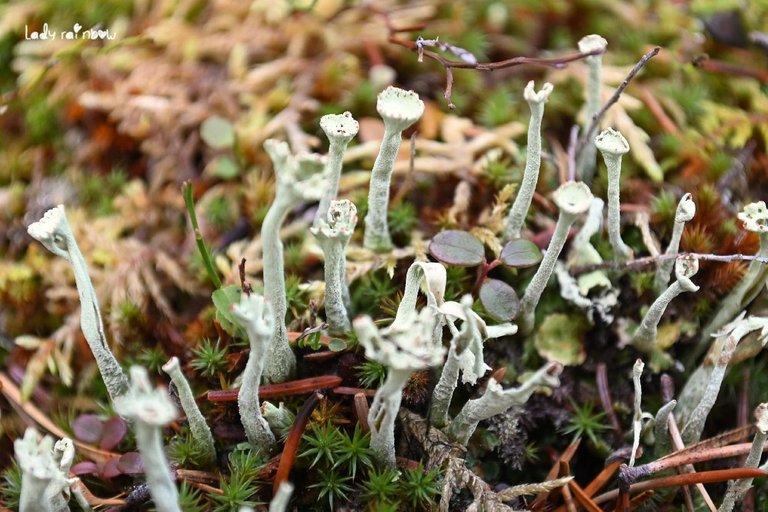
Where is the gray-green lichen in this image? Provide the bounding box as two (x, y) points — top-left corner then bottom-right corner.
(27, 205), (129, 403)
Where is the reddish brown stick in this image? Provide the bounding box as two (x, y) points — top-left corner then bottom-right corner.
(207, 375), (342, 402)
(273, 392), (323, 494)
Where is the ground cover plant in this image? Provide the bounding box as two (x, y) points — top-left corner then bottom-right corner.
(1, 1), (768, 511)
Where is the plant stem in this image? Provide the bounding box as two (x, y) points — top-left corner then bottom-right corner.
(182, 181), (222, 289)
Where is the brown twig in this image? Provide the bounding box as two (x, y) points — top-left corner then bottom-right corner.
(574, 46), (661, 163)
(571, 251), (768, 275)
(692, 55), (768, 84)
(596, 363), (623, 437)
(207, 375), (342, 402)
(273, 391), (323, 494)
(596, 468), (768, 505)
(0, 371), (119, 464)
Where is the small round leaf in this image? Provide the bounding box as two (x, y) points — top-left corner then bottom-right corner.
(500, 239), (542, 268)
(429, 230), (485, 266)
(328, 338), (347, 352)
(479, 278), (519, 321)
(200, 116), (235, 149)
(117, 452), (144, 475)
(73, 414), (103, 443)
(100, 416), (128, 450)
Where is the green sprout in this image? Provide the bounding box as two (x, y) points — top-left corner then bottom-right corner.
(360, 467), (400, 506)
(308, 469), (353, 510)
(299, 425), (344, 468)
(334, 425), (375, 479)
(560, 400), (611, 446)
(190, 339), (229, 378)
(400, 463), (441, 511)
(357, 359), (387, 389)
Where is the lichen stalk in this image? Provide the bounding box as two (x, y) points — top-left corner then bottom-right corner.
(503, 81), (554, 241)
(633, 256), (699, 371)
(311, 200), (357, 334)
(27, 205), (128, 403)
(519, 182), (594, 334)
(595, 128), (633, 261)
(262, 139), (325, 383)
(115, 366), (180, 512)
(629, 359), (644, 467)
(448, 362), (562, 445)
(654, 193), (696, 293)
(679, 315), (768, 443)
(269, 481), (295, 512)
(231, 292), (277, 456)
(162, 357), (216, 464)
(699, 202), (768, 352)
(14, 428), (76, 512)
(354, 308), (444, 466)
(363, 87), (424, 252)
(577, 34), (607, 184)
(719, 403), (768, 512)
(315, 112), (358, 228)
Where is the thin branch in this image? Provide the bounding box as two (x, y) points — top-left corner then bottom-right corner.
(396, 40), (604, 109)
(574, 47), (661, 160)
(571, 252), (768, 275)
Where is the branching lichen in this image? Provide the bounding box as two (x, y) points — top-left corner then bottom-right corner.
(262, 139), (325, 383)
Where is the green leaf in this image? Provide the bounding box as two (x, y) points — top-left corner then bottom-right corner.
(212, 285), (245, 338)
(200, 115), (235, 149)
(428, 230), (485, 266)
(206, 156), (239, 179)
(499, 239), (542, 268)
(328, 338), (347, 352)
(534, 314), (588, 366)
(479, 278), (519, 321)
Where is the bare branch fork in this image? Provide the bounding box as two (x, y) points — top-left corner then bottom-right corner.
(571, 252), (768, 276)
(381, 31), (603, 109)
(573, 46), (661, 161)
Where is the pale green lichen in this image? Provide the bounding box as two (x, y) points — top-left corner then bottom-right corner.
(654, 193), (695, 293)
(503, 81), (554, 241)
(315, 112), (359, 228)
(115, 366), (180, 512)
(27, 205), (128, 403)
(633, 255), (700, 371)
(262, 140), (325, 383)
(231, 292), (277, 456)
(577, 34), (607, 184)
(518, 181), (594, 334)
(448, 362), (562, 445)
(354, 307), (445, 466)
(14, 428), (76, 512)
(363, 86), (424, 252)
(162, 357), (216, 464)
(719, 403), (768, 512)
(311, 199), (357, 334)
(595, 128), (633, 261)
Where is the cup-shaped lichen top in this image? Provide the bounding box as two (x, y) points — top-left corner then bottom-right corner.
(578, 34), (608, 56)
(355, 308), (445, 372)
(377, 86), (425, 132)
(27, 204), (71, 259)
(676, 193), (696, 223)
(738, 201), (768, 233)
(116, 367), (178, 425)
(595, 127), (630, 156)
(523, 80), (554, 104)
(552, 181), (594, 216)
(320, 111), (359, 145)
(312, 199), (358, 243)
(263, 139), (326, 202)
(674, 255), (700, 291)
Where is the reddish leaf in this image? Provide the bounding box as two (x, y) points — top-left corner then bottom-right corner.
(100, 457), (122, 479)
(500, 239), (542, 268)
(429, 230), (485, 266)
(71, 461), (99, 476)
(73, 414), (104, 444)
(100, 416), (128, 450)
(117, 452), (144, 475)
(479, 278), (519, 321)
